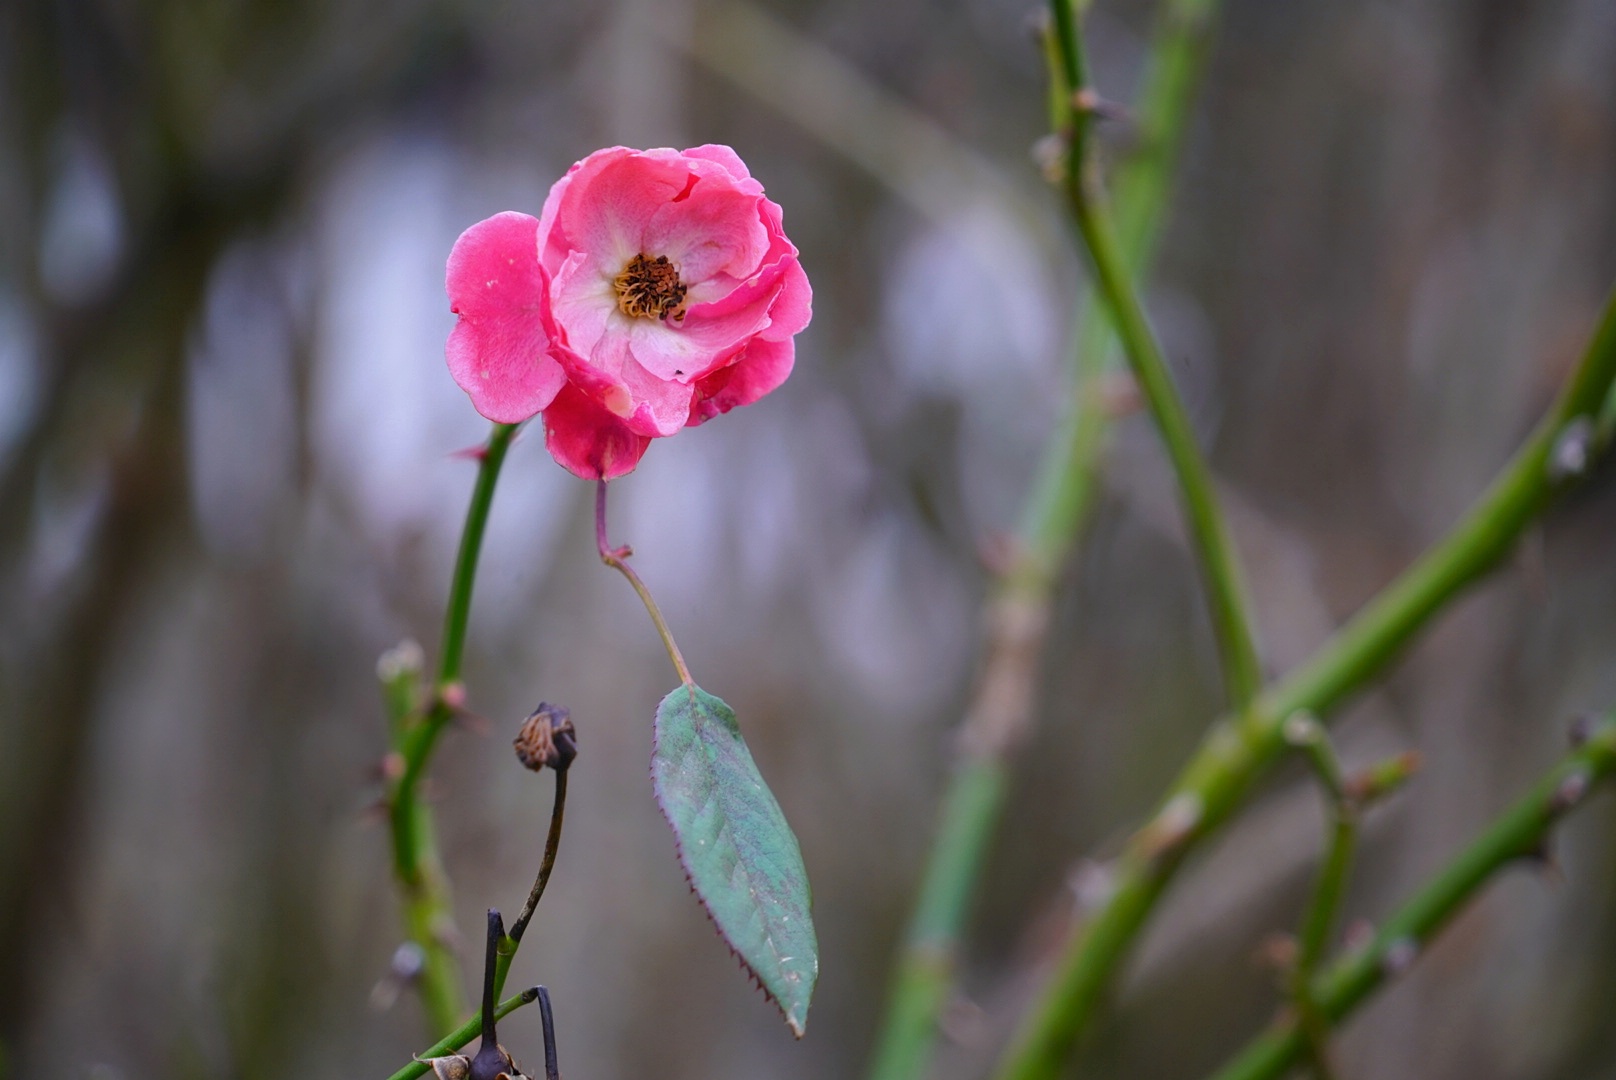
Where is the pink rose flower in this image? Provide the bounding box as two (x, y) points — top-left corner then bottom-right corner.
(445, 145), (811, 480)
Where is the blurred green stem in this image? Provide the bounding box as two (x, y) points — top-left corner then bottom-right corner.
(383, 985), (542, 1080)
(386, 421), (518, 1034)
(864, 4), (1221, 1079)
(991, 288), (1616, 1080)
(1208, 713), (1616, 1080)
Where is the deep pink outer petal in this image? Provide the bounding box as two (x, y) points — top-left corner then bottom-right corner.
(688, 336), (796, 427)
(542, 382), (651, 480)
(446, 211), (565, 422)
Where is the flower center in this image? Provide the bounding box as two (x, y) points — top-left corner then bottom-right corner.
(613, 253), (688, 322)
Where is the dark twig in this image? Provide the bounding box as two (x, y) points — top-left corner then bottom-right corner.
(538, 986), (560, 1080)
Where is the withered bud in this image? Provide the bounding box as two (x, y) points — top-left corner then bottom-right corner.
(514, 704), (578, 773)
(420, 1055), (472, 1080)
(470, 1043), (531, 1080)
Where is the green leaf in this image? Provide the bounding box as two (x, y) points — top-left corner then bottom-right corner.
(652, 684), (818, 1036)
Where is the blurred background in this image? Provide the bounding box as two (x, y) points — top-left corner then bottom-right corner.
(3, 0), (1616, 1077)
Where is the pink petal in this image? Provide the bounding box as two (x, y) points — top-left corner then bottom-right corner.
(760, 256), (812, 341)
(682, 144), (753, 180)
(643, 180), (770, 285)
(445, 211), (566, 423)
(550, 250), (619, 361)
(688, 336), (796, 426)
(541, 149), (689, 275)
(542, 382), (651, 480)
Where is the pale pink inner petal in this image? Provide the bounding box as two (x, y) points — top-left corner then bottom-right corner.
(643, 182), (770, 286)
(557, 152), (689, 274)
(550, 250), (619, 359)
(617, 354), (695, 436)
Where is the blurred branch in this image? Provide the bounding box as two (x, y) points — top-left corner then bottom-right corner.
(385, 421), (518, 1034)
(865, 4), (1222, 1078)
(991, 285), (1616, 1079)
(1047, 0), (1262, 709)
(1209, 712), (1616, 1080)
(0, 355), (192, 1040)
(1281, 716), (1418, 1077)
(673, 0), (1045, 236)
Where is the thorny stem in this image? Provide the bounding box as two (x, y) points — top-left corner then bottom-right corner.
(991, 286), (1616, 1080)
(1207, 714), (1616, 1080)
(1051, 0), (1263, 712)
(595, 479), (694, 687)
(385, 421), (518, 1033)
(1282, 716), (1355, 1079)
(383, 986), (542, 1080)
(865, 5), (1225, 1078)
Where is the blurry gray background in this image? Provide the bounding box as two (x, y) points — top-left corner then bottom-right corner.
(3, 0), (1616, 1077)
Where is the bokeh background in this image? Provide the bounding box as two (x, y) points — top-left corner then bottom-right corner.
(3, 0), (1616, 1077)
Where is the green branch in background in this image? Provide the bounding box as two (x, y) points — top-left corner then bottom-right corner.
(1281, 716), (1419, 1076)
(863, 5), (1223, 1079)
(1208, 712), (1616, 1080)
(1050, 0), (1262, 711)
(991, 285), (1616, 1079)
(383, 420), (518, 1035)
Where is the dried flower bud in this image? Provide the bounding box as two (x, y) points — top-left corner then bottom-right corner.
(514, 703), (578, 773)
(418, 1055), (471, 1080)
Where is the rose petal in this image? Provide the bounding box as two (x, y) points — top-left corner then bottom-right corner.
(445, 211), (566, 423)
(688, 336), (796, 426)
(542, 382), (651, 480)
(644, 184), (770, 286)
(543, 150), (689, 275)
(682, 144), (753, 181)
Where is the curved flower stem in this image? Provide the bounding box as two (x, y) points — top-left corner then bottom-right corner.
(1207, 713), (1616, 1080)
(595, 479), (694, 687)
(1050, 0), (1263, 710)
(382, 985), (543, 1080)
(491, 764), (570, 1001)
(386, 421), (518, 1033)
(864, 5), (1222, 1079)
(991, 287), (1616, 1080)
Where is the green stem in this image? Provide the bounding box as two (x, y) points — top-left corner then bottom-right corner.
(864, 6), (1222, 1079)
(1208, 715), (1616, 1080)
(1052, 0), (1263, 710)
(383, 986), (542, 1080)
(387, 421), (518, 1033)
(596, 479), (694, 687)
(1288, 720), (1354, 984)
(991, 287), (1616, 1080)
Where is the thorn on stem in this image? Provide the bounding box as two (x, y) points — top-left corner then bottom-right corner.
(1568, 714), (1597, 748)
(439, 682), (468, 711)
(377, 639), (425, 682)
(1550, 768), (1591, 814)
(1032, 134), (1067, 183)
(1282, 711), (1324, 748)
(1139, 793), (1203, 859)
(1253, 932), (1299, 974)
(1548, 417), (1594, 481)
(1381, 937), (1419, 978)
(1341, 919), (1375, 954)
